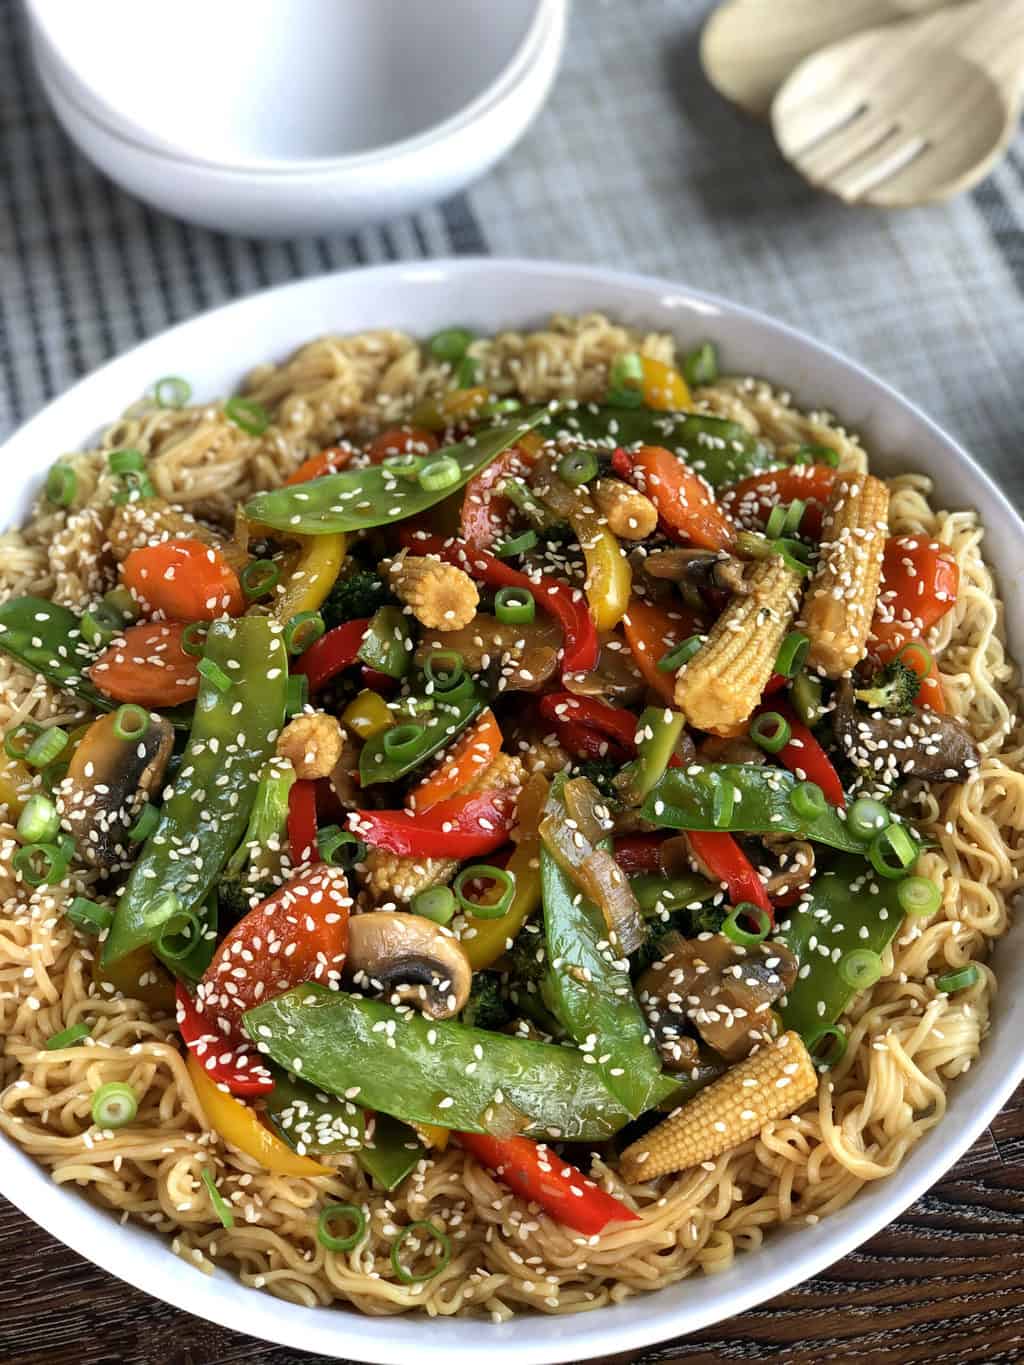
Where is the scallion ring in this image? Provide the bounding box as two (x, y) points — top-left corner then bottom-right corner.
(493, 529), (538, 558)
(318, 1203), (367, 1252)
(869, 822), (918, 879)
(418, 456), (461, 492)
(113, 703), (150, 741)
(789, 781), (826, 822)
(197, 659), (232, 694)
(846, 796), (891, 842)
(896, 641), (933, 675)
(657, 634), (704, 673)
(16, 795), (60, 845)
(428, 328), (474, 364)
(201, 1168), (235, 1229)
(66, 896), (114, 935)
(423, 650), (466, 694)
(46, 463), (77, 507)
(91, 1081), (137, 1129)
(936, 964), (980, 994)
(494, 586), (535, 625)
(154, 375), (192, 409)
(775, 537), (814, 577)
(556, 448), (599, 486)
(765, 504), (788, 539)
(45, 1022), (91, 1051)
(285, 673), (308, 717)
(284, 611), (326, 656)
(13, 842), (69, 887)
(382, 724), (425, 762)
(838, 948), (883, 991)
(225, 397), (269, 436)
(240, 558), (280, 600)
(156, 907), (203, 962)
(897, 875), (941, 918)
(722, 902), (772, 946)
(683, 341), (719, 387)
(390, 1221), (452, 1284)
(103, 585), (140, 622)
(107, 448), (146, 476)
(790, 672), (823, 727)
(381, 451), (425, 480)
(782, 499), (806, 536)
(805, 1023), (847, 1069)
(791, 444), (840, 468)
(181, 622), (209, 658)
(317, 825), (365, 868)
(454, 864), (516, 919)
(24, 724), (69, 770)
(127, 802), (159, 843)
(749, 711), (791, 754)
(411, 886), (457, 925)
(5, 720), (42, 761)
(81, 605), (123, 649)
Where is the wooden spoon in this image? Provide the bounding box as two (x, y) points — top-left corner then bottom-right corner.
(701, 0), (956, 118)
(771, 0), (1024, 206)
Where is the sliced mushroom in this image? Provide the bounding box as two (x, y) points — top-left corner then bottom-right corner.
(563, 631), (646, 704)
(698, 734), (766, 767)
(637, 930), (798, 1063)
(644, 549), (750, 596)
(832, 680), (980, 784)
(415, 614), (561, 693)
(57, 709), (174, 868)
(328, 730), (362, 810)
(761, 836), (815, 901)
(346, 911), (471, 1019)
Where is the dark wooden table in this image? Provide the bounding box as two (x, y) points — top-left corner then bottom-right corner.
(2, 1086), (1021, 1365)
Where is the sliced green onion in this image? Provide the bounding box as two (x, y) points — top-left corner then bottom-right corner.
(789, 781), (826, 822)
(493, 529), (538, 558)
(382, 724), (425, 762)
(657, 634), (704, 673)
(103, 586), (140, 622)
(113, 703), (150, 740)
(285, 673), (308, 717)
(782, 500), (806, 535)
(776, 536), (814, 568)
(610, 352), (643, 390)
(181, 622), (209, 658)
(45, 1022), (91, 1051)
(66, 896), (114, 935)
(936, 964), (979, 994)
(390, 1221), (452, 1284)
(197, 659), (232, 694)
(790, 672), (823, 727)
(428, 328), (474, 364)
(382, 452), (425, 480)
(683, 341), (719, 388)
(5, 721), (42, 761)
(898, 875), (941, 918)
(111, 475), (156, 506)
(805, 1023), (847, 1069)
(847, 797), (891, 842)
(455, 355), (480, 388)
(869, 822), (918, 879)
(605, 385), (644, 409)
(107, 448), (146, 476)
(16, 795), (60, 845)
(411, 886), (456, 925)
(156, 906), (203, 962)
(838, 948), (883, 990)
(127, 802), (159, 844)
(418, 456), (461, 492)
(201, 1167), (235, 1229)
(722, 902), (771, 946)
(423, 651), (465, 694)
(13, 842), (69, 887)
(317, 825), (365, 868)
(765, 504), (788, 539)
(792, 444), (840, 468)
(749, 711), (791, 754)
(81, 605), (122, 649)
(46, 463), (77, 507)
(155, 376), (191, 409)
(240, 558), (280, 600)
(896, 641), (933, 674)
(91, 1081), (137, 1129)
(318, 1202), (366, 1252)
(494, 586), (535, 625)
(25, 725), (69, 770)
(454, 865), (515, 919)
(225, 397), (269, 436)
(557, 449), (599, 486)
(284, 611), (326, 656)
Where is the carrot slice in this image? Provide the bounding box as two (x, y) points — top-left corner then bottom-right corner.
(408, 708), (502, 812)
(622, 598), (704, 706)
(122, 538), (244, 621)
(87, 621), (200, 706)
(722, 465), (837, 539)
(619, 445), (735, 552)
(364, 426), (439, 465)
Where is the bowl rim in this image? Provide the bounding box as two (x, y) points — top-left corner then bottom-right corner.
(24, 0), (561, 176)
(1, 256), (1022, 1363)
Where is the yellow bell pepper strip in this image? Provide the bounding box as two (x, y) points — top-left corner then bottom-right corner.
(273, 533), (346, 622)
(411, 386), (492, 431)
(640, 355), (692, 411)
(341, 689), (393, 740)
(463, 773), (548, 971)
(0, 752), (32, 817)
(187, 1051), (332, 1177)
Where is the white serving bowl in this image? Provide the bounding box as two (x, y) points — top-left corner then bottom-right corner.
(26, 0), (566, 236)
(1, 259), (1022, 1364)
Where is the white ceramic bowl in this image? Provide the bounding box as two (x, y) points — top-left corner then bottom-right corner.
(27, 1), (567, 236)
(2, 259), (1022, 1364)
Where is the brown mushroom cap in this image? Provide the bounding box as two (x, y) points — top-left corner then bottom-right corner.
(57, 709), (174, 868)
(416, 615), (561, 693)
(832, 679), (980, 784)
(346, 911), (471, 1019)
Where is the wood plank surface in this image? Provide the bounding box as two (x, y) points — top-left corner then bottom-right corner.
(1, 1083), (1021, 1365)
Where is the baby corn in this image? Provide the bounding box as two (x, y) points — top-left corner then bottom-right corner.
(802, 474), (889, 677)
(387, 554), (479, 631)
(619, 1030), (818, 1182)
(673, 556), (804, 735)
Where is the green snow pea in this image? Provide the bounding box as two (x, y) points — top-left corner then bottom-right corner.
(0, 596), (115, 714)
(641, 763), (869, 854)
(614, 705), (687, 807)
(243, 414), (545, 535)
(244, 986), (677, 1141)
(103, 617), (288, 965)
(538, 406), (778, 489)
(356, 606), (413, 679)
(358, 680), (486, 785)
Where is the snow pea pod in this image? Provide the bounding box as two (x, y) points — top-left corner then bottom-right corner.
(243, 414), (545, 535)
(103, 617), (288, 965)
(358, 680), (486, 786)
(538, 406), (779, 489)
(356, 605), (412, 679)
(640, 763), (868, 853)
(245, 985), (678, 1141)
(0, 596), (114, 713)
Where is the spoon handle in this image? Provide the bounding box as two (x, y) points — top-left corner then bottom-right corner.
(935, 0), (1024, 98)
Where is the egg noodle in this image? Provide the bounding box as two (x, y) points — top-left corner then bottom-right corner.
(0, 315), (1019, 1319)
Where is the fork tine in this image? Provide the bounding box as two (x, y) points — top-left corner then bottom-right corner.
(795, 114), (898, 183)
(830, 134), (930, 203)
(774, 90), (869, 158)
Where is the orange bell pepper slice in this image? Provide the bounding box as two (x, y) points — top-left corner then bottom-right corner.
(622, 598), (703, 705)
(619, 446), (735, 552)
(122, 538), (244, 621)
(407, 708), (502, 812)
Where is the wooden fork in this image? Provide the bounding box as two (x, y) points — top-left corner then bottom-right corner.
(771, 0), (1024, 206)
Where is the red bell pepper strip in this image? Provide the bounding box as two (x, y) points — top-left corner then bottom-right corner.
(460, 446), (527, 549)
(400, 529), (599, 674)
(555, 719), (632, 763)
(538, 693), (639, 752)
(284, 444), (356, 486)
(294, 618), (371, 692)
(288, 779), (321, 864)
(613, 446), (736, 552)
(763, 673), (788, 696)
(456, 1132), (640, 1236)
(175, 982), (275, 1096)
(688, 830), (772, 917)
(613, 833), (667, 875)
(350, 789), (517, 859)
(870, 536), (959, 653)
(721, 464), (837, 540)
(755, 700), (846, 808)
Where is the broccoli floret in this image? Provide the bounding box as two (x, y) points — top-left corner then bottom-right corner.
(572, 757), (620, 801)
(629, 901), (727, 978)
(321, 570), (395, 631)
(461, 971), (514, 1032)
(216, 875), (272, 927)
(501, 926), (564, 1038)
(854, 659), (921, 716)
